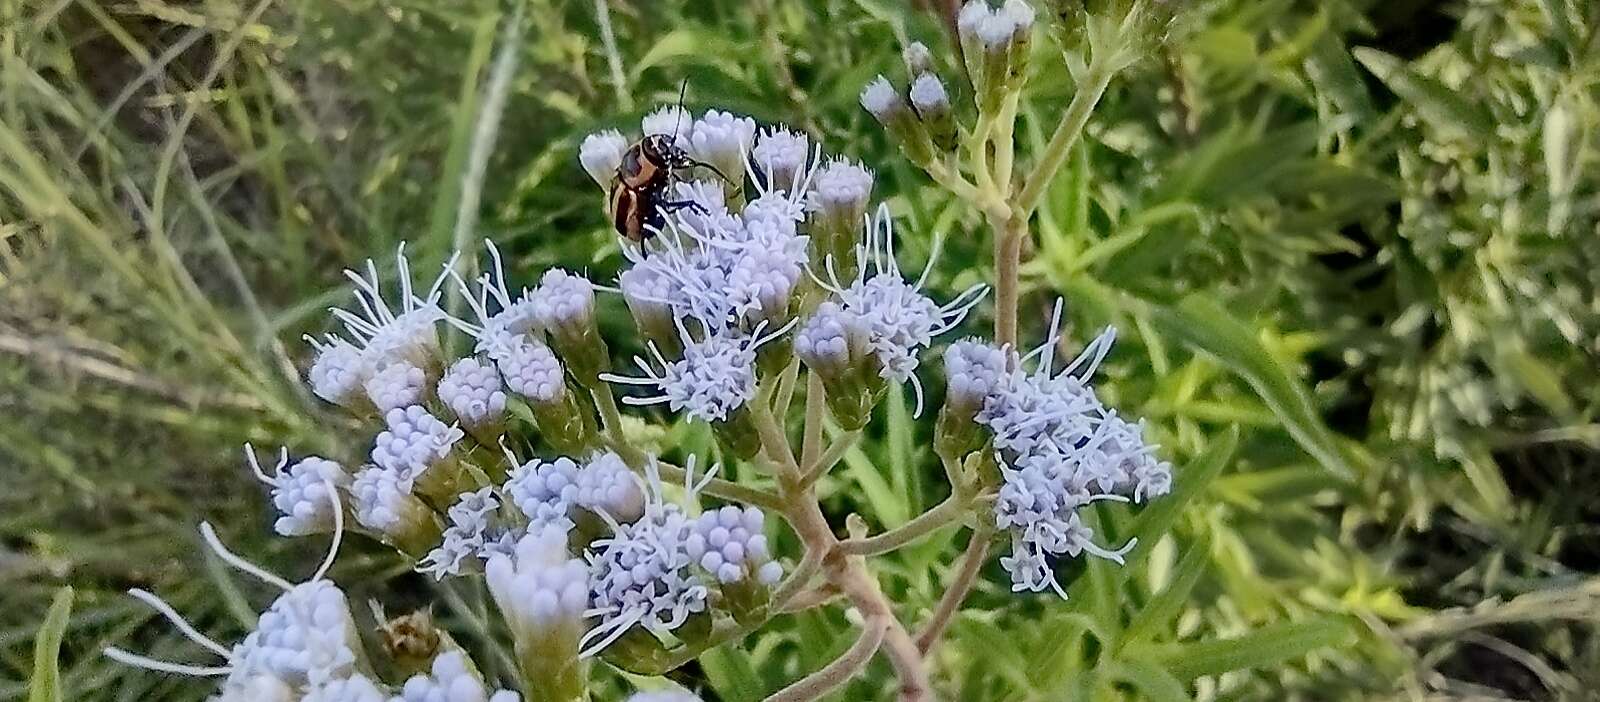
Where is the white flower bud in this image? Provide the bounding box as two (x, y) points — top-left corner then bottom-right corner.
(370, 405), (463, 482)
(352, 465), (441, 552)
(903, 41), (935, 75)
(859, 75), (904, 121)
(642, 105), (694, 149)
(364, 360), (428, 413)
(505, 456), (581, 530)
(575, 452), (645, 523)
(860, 75), (936, 165)
(485, 525), (591, 700)
(396, 650), (520, 702)
(808, 158), (874, 225)
(530, 269), (594, 331)
(910, 73), (950, 113)
(496, 337), (567, 404)
(306, 335), (374, 409)
(246, 446), (351, 537)
(579, 130), (629, 188)
(751, 127), (811, 192)
(690, 110), (757, 184)
(685, 506), (781, 585)
(438, 357), (508, 429)
(302, 673), (388, 702)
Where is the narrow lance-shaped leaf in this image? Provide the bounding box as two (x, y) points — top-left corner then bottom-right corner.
(1150, 295), (1355, 479)
(29, 587), (74, 702)
(1135, 615), (1358, 681)
(1352, 47), (1494, 140)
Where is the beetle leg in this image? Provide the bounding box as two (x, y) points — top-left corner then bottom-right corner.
(658, 199), (709, 215)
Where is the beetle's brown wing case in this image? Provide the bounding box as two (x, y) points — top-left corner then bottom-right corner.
(611, 186), (647, 242)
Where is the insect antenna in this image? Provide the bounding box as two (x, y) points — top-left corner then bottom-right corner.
(670, 77), (690, 145)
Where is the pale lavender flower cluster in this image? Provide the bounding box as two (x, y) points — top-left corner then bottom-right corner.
(958, 304), (1172, 595)
(113, 82), (1173, 700)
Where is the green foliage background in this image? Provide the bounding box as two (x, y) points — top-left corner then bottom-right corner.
(2, 0), (1596, 699)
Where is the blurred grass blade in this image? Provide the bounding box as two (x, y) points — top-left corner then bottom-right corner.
(423, 9), (501, 254)
(29, 587), (73, 702)
(1138, 616), (1357, 681)
(1151, 295), (1354, 479)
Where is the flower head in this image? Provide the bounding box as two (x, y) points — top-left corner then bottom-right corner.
(330, 244), (452, 373)
(395, 649), (521, 702)
(504, 454), (582, 530)
(809, 205), (989, 415)
(686, 506), (782, 585)
(580, 129), (628, 187)
(690, 110), (757, 182)
(575, 451), (646, 523)
(903, 41), (935, 75)
(807, 158), (874, 225)
(364, 360), (429, 413)
(495, 337), (567, 404)
(448, 241), (539, 362)
(859, 75), (904, 121)
(642, 105), (694, 149)
(105, 516), (363, 693)
(968, 303), (1169, 595)
(585, 458), (718, 650)
(603, 321), (792, 424)
(418, 487), (518, 580)
(371, 405), (464, 480)
(530, 268), (596, 334)
(750, 127), (811, 192)
(351, 465), (441, 551)
(485, 524), (591, 683)
(438, 357), (509, 429)
(909, 73), (950, 114)
(305, 335), (375, 409)
(246, 445), (351, 537)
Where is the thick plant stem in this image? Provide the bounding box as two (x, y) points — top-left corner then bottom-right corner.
(991, 212), (1026, 348)
(799, 372), (826, 469)
(765, 616), (889, 702)
(784, 493), (933, 702)
(763, 382), (934, 702)
(916, 524), (995, 655)
(1015, 68), (1113, 218)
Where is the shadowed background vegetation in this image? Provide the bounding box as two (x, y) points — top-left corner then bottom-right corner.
(3, 0), (1597, 699)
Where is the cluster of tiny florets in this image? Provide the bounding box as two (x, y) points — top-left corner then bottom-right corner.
(958, 308), (1172, 595)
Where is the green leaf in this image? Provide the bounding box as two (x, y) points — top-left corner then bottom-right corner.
(1150, 295), (1355, 479)
(839, 440), (910, 527)
(1500, 349), (1575, 418)
(1137, 616), (1357, 681)
(1123, 426), (1239, 575)
(1119, 532), (1212, 651)
(1352, 47), (1494, 140)
(1097, 658), (1190, 702)
(953, 619), (1037, 691)
(29, 587), (73, 702)
(700, 645), (765, 702)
